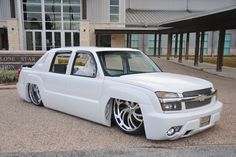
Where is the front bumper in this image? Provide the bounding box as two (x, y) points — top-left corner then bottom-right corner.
(143, 101), (223, 140)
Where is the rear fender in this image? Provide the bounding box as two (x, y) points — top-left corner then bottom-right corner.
(25, 73), (45, 103)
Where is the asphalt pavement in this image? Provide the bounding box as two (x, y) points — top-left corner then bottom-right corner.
(1, 145), (235, 157)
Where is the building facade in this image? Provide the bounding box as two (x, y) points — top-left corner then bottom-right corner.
(0, 0), (236, 56)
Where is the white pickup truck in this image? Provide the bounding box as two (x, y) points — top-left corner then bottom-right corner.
(17, 47), (223, 140)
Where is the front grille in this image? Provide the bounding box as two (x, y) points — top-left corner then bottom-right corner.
(183, 88), (213, 109)
(185, 98), (211, 109)
(183, 88), (212, 97)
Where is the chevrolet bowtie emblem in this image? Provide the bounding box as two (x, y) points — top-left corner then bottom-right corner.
(196, 94), (208, 102)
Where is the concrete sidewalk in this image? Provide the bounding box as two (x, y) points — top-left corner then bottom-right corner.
(0, 84), (16, 90)
(168, 58), (236, 79)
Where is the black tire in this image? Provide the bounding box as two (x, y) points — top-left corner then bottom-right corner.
(28, 83), (43, 106)
(113, 99), (144, 135)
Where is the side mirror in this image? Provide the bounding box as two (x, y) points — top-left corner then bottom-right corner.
(92, 68), (97, 77)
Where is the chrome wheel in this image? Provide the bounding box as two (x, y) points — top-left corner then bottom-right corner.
(28, 84), (42, 106)
(113, 99), (144, 134)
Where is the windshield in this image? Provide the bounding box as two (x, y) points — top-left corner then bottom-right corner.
(97, 51), (161, 76)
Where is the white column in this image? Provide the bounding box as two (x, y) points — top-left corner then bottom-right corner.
(16, 0), (24, 50)
(61, 0), (65, 47)
(41, 0), (46, 50)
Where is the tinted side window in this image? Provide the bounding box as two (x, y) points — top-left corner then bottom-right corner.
(72, 52), (97, 77)
(50, 52), (71, 74)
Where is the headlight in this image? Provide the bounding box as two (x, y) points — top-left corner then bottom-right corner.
(155, 91), (182, 111)
(161, 102), (182, 111)
(155, 91), (179, 99)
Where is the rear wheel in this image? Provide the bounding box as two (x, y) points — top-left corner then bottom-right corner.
(28, 84), (43, 106)
(113, 99), (144, 135)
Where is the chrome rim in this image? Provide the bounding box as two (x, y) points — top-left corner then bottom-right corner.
(113, 99), (143, 132)
(29, 84), (41, 105)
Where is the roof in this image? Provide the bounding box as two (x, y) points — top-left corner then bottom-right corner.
(126, 9), (200, 27)
(159, 5), (236, 27)
(158, 5), (236, 32)
(49, 47), (139, 53)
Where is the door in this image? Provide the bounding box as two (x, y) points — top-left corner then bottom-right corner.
(25, 31), (42, 50)
(65, 51), (103, 123)
(64, 31), (80, 47)
(46, 31), (61, 50)
(96, 35), (111, 47)
(42, 51), (72, 110)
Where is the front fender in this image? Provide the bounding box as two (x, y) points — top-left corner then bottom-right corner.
(99, 82), (161, 127)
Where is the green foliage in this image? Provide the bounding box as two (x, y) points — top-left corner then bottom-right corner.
(0, 70), (18, 84)
(203, 56), (236, 68)
(189, 56), (236, 68)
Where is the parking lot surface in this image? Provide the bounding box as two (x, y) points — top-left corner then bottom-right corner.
(0, 58), (235, 154)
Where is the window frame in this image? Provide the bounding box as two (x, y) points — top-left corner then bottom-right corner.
(70, 51), (98, 78)
(49, 50), (72, 74)
(109, 0), (120, 22)
(224, 33), (231, 55)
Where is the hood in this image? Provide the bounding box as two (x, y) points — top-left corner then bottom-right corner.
(110, 72), (213, 93)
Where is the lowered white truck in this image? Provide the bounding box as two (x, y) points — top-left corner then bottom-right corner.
(17, 47), (223, 140)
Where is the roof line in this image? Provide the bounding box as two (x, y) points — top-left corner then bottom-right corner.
(159, 5), (236, 26)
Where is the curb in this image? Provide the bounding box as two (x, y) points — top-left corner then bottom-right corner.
(0, 85), (16, 90)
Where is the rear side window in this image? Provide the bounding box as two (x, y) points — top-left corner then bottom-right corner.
(50, 52), (71, 74)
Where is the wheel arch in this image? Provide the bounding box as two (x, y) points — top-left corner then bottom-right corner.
(25, 73), (45, 103)
(99, 85), (155, 127)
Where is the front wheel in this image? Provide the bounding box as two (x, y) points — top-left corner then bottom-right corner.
(28, 84), (43, 106)
(113, 99), (144, 135)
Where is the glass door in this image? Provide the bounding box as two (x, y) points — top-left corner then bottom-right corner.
(64, 31), (80, 47)
(46, 31), (61, 50)
(65, 32), (72, 47)
(26, 31), (42, 51)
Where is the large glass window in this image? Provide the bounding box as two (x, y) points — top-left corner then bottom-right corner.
(97, 35), (111, 47)
(35, 32), (42, 50)
(23, 0), (42, 3)
(23, 0), (80, 50)
(124, 34), (139, 49)
(131, 34), (139, 49)
(224, 33), (231, 55)
(110, 0), (119, 22)
(26, 32), (33, 50)
(44, 0), (61, 3)
(74, 32), (80, 46)
(63, 0), (80, 30)
(172, 34), (186, 55)
(23, 0), (42, 30)
(200, 33), (208, 54)
(65, 32), (72, 46)
(44, 0), (61, 30)
(26, 31), (42, 50)
(148, 34), (160, 56)
(46, 32), (61, 50)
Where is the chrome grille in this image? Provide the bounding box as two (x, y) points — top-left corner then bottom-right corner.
(183, 88), (213, 109)
(185, 98), (211, 109)
(183, 88), (212, 97)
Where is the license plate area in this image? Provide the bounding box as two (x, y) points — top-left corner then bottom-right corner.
(200, 115), (211, 127)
